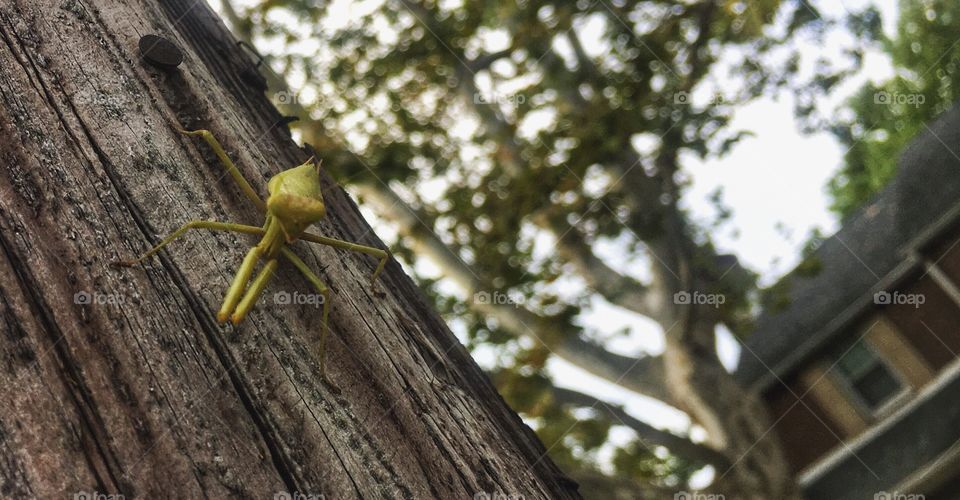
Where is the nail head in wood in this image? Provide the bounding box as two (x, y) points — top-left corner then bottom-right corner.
(139, 34), (184, 70)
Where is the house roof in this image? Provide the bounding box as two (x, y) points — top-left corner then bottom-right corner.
(735, 104), (960, 389)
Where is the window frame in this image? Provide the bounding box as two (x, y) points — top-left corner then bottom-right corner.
(830, 337), (911, 420)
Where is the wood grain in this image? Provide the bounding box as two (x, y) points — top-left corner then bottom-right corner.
(0, 0), (580, 497)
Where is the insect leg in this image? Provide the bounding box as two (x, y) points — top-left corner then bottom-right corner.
(299, 232), (390, 286)
(218, 246), (263, 323)
(175, 127), (266, 211)
(230, 258), (278, 324)
(113, 221), (264, 268)
(281, 247), (337, 390)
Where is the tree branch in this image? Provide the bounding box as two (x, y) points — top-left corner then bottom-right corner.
(468, 48), (514, 73)
(456, 47), (678, 326)
(354, 180), (677, 406)
(566, 29), (599, 80)
(550, 387), (730, 470)
(532, 211), (670, 323)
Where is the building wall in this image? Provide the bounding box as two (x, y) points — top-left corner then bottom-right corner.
(765, 373), (844, 474)
(763, 227), (960, 474)
(885, 274), (960, 369)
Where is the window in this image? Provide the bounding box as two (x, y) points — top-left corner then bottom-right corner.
(834, 338), (903, 412)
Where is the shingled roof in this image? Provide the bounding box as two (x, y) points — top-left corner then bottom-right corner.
(735, 104), (960, 388)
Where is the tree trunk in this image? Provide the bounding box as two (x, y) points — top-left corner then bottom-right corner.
(663, 330), (799, 500)
(0, 1), (579, 498)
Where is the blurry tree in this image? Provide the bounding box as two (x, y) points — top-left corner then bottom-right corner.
(805, 0), (960, 217)
(217, 0), (825, 497)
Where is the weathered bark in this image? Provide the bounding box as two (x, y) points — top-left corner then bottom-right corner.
(0, 1), (580, 498)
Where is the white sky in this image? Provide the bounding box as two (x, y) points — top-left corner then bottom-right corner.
(213, 0), (901, 486)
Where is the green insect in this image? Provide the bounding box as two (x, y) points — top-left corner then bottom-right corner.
(115, 125), (390, 385)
